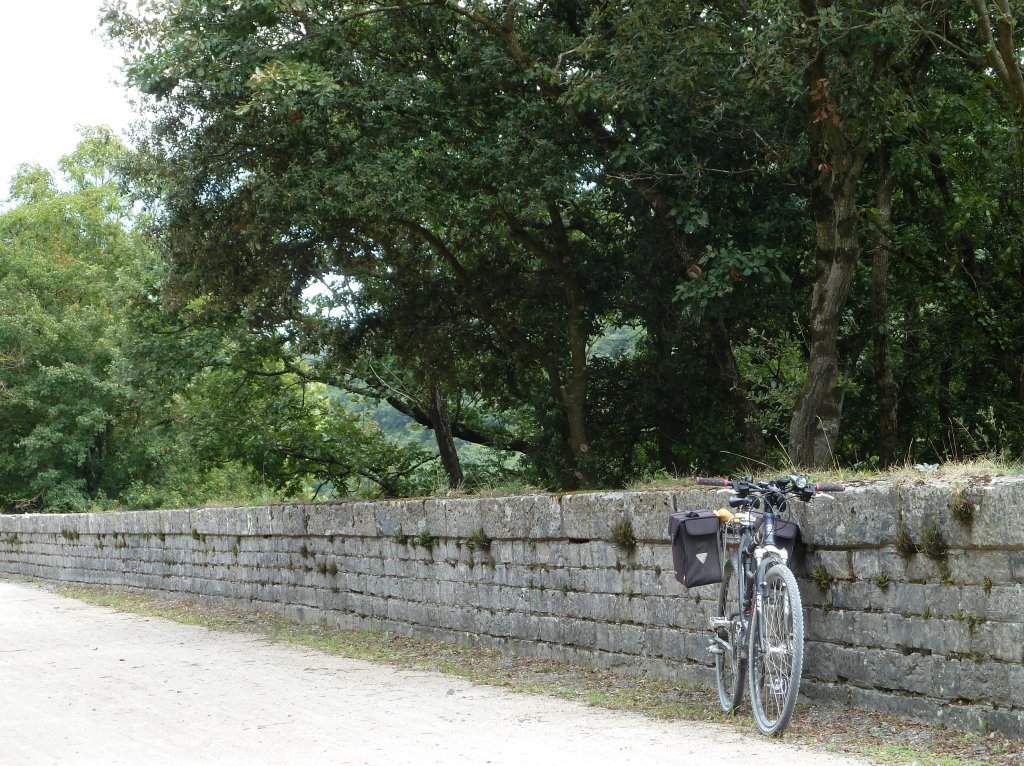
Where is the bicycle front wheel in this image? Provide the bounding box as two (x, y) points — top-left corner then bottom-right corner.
(714, 558), (746, 713)
(748, 562), (804, 736)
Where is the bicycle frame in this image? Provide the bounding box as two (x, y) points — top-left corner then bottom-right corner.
(714, 507), (788, 660)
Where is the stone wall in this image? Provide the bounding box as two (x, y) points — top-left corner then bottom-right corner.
(0, 479), (1021, 738)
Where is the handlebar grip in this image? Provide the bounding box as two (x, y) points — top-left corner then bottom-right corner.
(695, 477), (730, 487)
(816, 482), (846, 492)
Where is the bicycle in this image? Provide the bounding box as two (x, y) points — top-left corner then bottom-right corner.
(695, 474), (844, 736)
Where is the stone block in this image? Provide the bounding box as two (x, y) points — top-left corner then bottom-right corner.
(81, 513), (128, 536)
(188, 507), (246, 536)
(561, 490), (673, 544)
(152, 510), (194, 536)
(303, 502), (377, 537)
(445, 494), (562, 540)
(18, 514), (79, 535)
(850, 549), (884, 580)
(966, 479), (1024, 548)
(903, 553), (946, 583)
(984, 584), (1024, 622)
(559, 492), (615, 540)
(922, 584), (983, 620)
(1009, 550), (1024, 583)
(418, 498), (451, 538)
(270, 505), (309, 536)
(889, 481), (958, 541)
(889, 582), (927, 616)
(969, 620), (1024, 663)
(620, 491), (676, 543)
(797, 483), (897, 547)
(945, 550), (1014, 586)
(372, 499), (426, 537)
(672, 487), (722, 518)
(988, 708), (1024, 740)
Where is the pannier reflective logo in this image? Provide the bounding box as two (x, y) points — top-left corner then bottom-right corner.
(696, 552), (708, 564)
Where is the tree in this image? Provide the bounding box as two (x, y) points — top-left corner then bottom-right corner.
(104, 0), (789, 485)
(101, 0), (1024, 484)
(0, 130), (439, 512)
(0, 131), (140, 510)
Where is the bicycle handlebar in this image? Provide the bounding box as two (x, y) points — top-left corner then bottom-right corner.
(694, 475), (845, 497)
(695, 477), (731, 487)
(815, 482), (846, 493)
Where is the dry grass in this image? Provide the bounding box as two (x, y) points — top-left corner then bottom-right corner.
(625, 457), (1024, 493)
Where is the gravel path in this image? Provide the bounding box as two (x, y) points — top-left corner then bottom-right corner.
(0, 579), (875, 766)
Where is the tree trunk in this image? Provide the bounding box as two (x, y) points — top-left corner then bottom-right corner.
(788, 150), (863, 467)
(788, 17), (868, 468)
(871, 150), (899, 464)
(427, 378), (464, 489)
(549, 203), (595, 489)
(709, 316), (766, 461)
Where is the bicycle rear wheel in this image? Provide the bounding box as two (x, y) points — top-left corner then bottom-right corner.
(713, 559), (746, 713)
(748, 562), (804, 736)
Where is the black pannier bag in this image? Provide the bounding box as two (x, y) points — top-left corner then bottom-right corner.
(668, 510), (722, 588)
(751, 512), (801, 562)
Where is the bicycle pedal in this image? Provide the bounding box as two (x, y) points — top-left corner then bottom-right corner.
(706, 635), (730, 655)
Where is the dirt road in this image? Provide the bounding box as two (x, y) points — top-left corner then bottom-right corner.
(0, 579), (868, 766)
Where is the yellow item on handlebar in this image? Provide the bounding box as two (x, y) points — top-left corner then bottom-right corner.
(714, 508), (735, 523)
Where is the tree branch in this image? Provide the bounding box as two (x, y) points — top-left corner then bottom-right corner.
(972, 0), (1024, 110)
(394, 217), (554, 367)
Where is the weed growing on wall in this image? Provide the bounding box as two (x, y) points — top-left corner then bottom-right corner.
(415, 530), (438, 552)
(919, 522), (948, 561)
(948, 485), (976, 527)
(610, 518), (637, 553)
(894, 523), (916, 558)
(810, 566), (831, 593)
(465, 528), (491, 552)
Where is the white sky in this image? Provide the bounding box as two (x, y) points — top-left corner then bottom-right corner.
(0, 0), (138, 197)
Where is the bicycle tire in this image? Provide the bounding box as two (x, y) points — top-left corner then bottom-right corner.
(748, 562), (804, 736)
(714, 558), (747, 713)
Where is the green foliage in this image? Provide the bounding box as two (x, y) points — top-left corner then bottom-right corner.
(0, 130), (145, 512)
(0, 132), (445, 512)
(18, 0), (1012, 493)
(103, 0), (824, 487)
